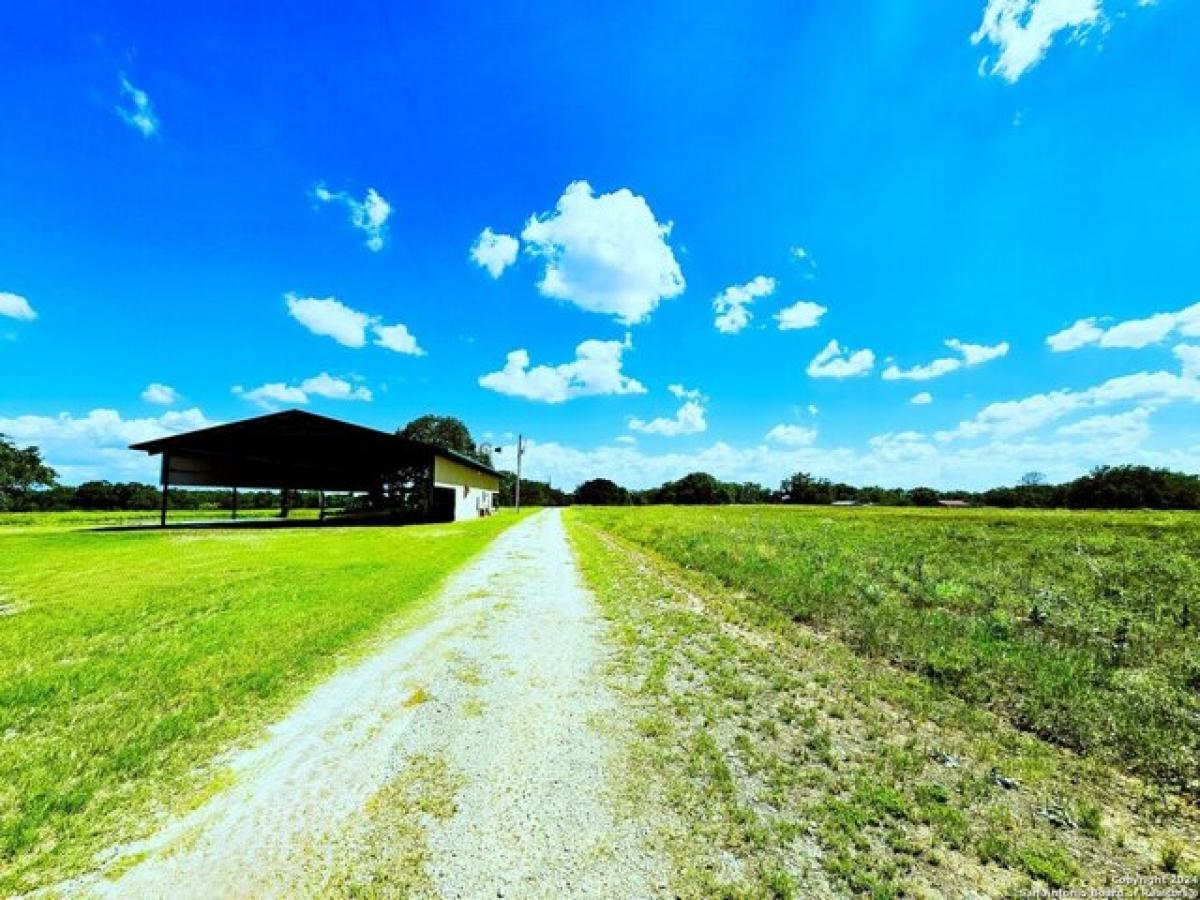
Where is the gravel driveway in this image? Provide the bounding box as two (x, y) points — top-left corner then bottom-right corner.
(61, 509), (662, 898)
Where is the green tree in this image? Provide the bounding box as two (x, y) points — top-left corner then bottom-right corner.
(397, 415), (488, 464)
(0, 436), (58, 511)
(574, 478), (631, 505)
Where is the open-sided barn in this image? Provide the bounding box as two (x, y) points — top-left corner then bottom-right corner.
(129, 409), (501, 525)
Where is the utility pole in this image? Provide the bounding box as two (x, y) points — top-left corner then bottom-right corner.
(514, 434), (526, 514)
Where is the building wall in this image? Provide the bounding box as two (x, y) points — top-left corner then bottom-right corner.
(432, 455), (500, 521)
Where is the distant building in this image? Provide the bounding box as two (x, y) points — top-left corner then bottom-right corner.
(130, 409), (500, 526)
(830, 499), (859, 506)
(938, 499), (970, 508)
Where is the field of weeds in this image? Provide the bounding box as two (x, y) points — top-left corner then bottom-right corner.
(568, 507), (1200, 896)
(574, 506), (1200, 793)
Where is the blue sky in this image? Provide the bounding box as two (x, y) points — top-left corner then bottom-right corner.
(2, 0), (1198, 489)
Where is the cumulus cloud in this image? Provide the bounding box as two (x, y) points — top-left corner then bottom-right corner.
(775, 300), (827, 331)
(765, 424), (818, 447)
(470, 228), (520, 278)
(883, 338), (1009, 381)
(630, 386), (708, 437)
(141, 383), (180, 405)
(234, 373), (372, 409)
(521, 181), (684, 325)
(1046, 302), (1200, 352)
(478, 335), (646, 403)
(0, 292), (36, 321)
(373, 322), (425, 356)
(971, 0), (1103, 83)
(286, 294), (371, 347)
(313, 184), (392, 251)
(713, 276), (776, 334)
(116, 74), (160, 137)
(0, 407), (214, 482)
(911, 391), (933, 405)
(286, 293), (423, 355)
(807, 340), (875, 378)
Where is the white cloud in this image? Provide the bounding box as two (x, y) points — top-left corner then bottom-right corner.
(630, 386), (708, 437)
(116, 74), (160, 137)
(1175, 343), (1200, 378)
(808, 404), (820, 416)
(714, 276), (776, 334)
(479, 335), (646, 403)
(234, 382), (309, 407)
(1056, 406), (1153, 442)
(0, 292), (36, 321)
(790, 246), (818, 279)
(234, 373), (372, 409)
(937, 364), (1200, 442)
(971, 0), (1103, 83)
(141, 383), (180, 405)
(945, 338), (1010, 365)
(286, 294), (371, 347)
(313, 184), (392, 251)
(299, 373), (372, 401)
(807, 340), (875, 378)
(883, 338), (1009, 380)
(629, 400), (707, 437)
(373, 322), (425, 356)
(911, 391), (934, 405)
(668, 384), (704, 401)
(775, 300), (827, 331)
(882, 356), (962, 382)
(766, 424), (818, 447)
(286, 293), (423, 355)
(1046, 302), (1200, 352)
(1046, 318), (1104, 351)
(470, 228), (520, 278)
(521, 181), (684, 325)
(0, 407), (214, 482)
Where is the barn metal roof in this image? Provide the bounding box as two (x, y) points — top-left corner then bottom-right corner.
(130, 409), (499, 490)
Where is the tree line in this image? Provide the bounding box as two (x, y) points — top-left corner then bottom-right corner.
(503, 466), (1200, 510)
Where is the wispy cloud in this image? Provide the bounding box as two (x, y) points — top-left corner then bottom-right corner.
(141, 383), (180, 405)
(234, 373), (372, 409)
(1046, 301), (1200, 351)
(713, 276), (776, 334)
(882, 338), (1009, 381)
(629, 385), (708, 436)
(971, 0), (1104, 83)
(807, 339), (875, 378)
(313, 184), (392, 251)
(116, 74), (160, 137)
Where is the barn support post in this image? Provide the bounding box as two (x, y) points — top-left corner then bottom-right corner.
(318, 490), (326, 521)
(280, 485), (290, 519)
(160, 452), (170, 527)
(231, 487), (238, 520)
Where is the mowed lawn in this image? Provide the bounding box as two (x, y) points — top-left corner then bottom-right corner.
(575, 505), (1200, 793)
(0, 512), (520, 893)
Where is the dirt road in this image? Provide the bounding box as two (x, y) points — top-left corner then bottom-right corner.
(63, 509), (662, 898)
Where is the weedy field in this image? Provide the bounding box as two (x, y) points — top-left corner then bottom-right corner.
(568, 506), (1200, 897)
(0, 511), (519, 894)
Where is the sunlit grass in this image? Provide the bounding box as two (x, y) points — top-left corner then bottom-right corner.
(0, 511), (521, 893)
(573, 505), (1200, 791)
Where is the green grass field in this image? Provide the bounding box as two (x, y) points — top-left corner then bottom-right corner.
(566, 509), (1200, 896)
(574, 505), (1200, 793)
(0, 511), (520, 894)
